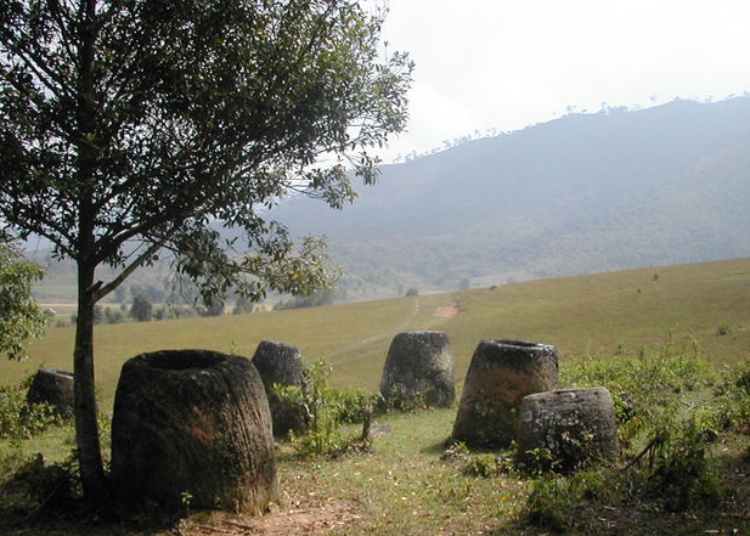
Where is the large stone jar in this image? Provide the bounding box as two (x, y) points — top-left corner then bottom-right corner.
(26, 368), (75, 418)
(252, 340), (307, 437)
(111, 349), (278, 513)
(451, 339), (558, 448)
(380, 331), (456, 409)
(516, 387), (620, 473)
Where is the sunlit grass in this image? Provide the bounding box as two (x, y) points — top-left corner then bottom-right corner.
(3, 258), (747, 411)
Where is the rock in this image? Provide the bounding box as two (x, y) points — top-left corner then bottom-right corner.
(26, 368), (74, 418)
(517, 387), (620, 473)
(380, 331), (456, 409)
(111, 349), (278, 513)
(451, 339), (558, 448)
(252, 340), (307, 437)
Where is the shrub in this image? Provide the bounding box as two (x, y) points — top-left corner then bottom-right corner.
(0, 451), (81, 517)
(380, 389), (428, 413)
(524, 338), (731, 530)
(0, 378), (63, 440)
(273, 359), (379, 457)
(632, 414), (721, 512)
(562, 333), (713, 412)
(130, 292), (153, 321)
(516, 446), (561, 477)
(461, 453), (503, 478)
(713, 359), (750, 432)
(526, 468), (619, 531)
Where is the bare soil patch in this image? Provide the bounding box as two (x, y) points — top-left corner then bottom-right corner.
(434, 305), (461, 318)
(184, 492), (362, 535)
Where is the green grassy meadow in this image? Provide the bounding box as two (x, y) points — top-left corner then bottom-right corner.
(1, 258), (749, 535)
(5, 257), (749, 409)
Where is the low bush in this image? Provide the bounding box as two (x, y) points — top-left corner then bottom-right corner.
(712, 359), (750, 432)
(636, 415), (721, 512)
(273, 358), (381, 457)
(0, 447), (81, 523)
(524, 339), (740, 530)
(526, 470), (615, 532)
(0, 378), (63, 440)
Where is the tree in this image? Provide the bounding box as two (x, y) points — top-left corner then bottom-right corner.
(273, 287), (336, 310)
(0, 239), (51, 361)
(0, 0), (412, 500)
(232, 296), (255, 315)
(129, 292), (152, 322)
(201, 299), (225, 317)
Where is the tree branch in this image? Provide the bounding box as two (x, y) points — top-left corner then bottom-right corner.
(93, 238), (167, 302)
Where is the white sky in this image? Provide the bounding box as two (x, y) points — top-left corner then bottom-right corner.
(373, 0), (750, 161)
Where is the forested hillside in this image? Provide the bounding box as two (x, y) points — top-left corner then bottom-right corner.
(272, 97), (750, 300)
(32, 97), (750, 304)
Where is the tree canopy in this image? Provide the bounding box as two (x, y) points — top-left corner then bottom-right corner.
(0, 240), (51, 361)
(0, 0), (412, 500)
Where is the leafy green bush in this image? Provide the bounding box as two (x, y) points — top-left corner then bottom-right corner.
(636, 415), (721, 512)
(461, 453), (503, 478)
(563, 333), (714, 412)
(0, 450), (81, 520)
(526, 470), (616, 532)
(12, 452), (80, 512)
(273, 359), (380, 457)
(0, 378), (63, 440)
(525, 476), (575, 531)
(0, 241), (52, 361)
(525, 468), (627, 532)
(524, 337), (741, 530)
(516, 446), (562, 477)
(713, 359), (750, 432)
(379, 389), (428, 413)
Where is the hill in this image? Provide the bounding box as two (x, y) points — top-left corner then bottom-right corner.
(28, 96), (750, 305)
(272, 97), (750, 300)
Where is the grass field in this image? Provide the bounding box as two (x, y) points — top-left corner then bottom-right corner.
(1, 258), (749, 535)
(4, 257), (749, 408)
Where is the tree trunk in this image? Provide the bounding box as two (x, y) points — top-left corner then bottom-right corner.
(74, 262), (107, 500)
(73, 0), (108, 502)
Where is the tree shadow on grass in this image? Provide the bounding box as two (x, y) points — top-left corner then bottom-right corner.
(419, 438), (450, 456)
(0, 455), (178, 536)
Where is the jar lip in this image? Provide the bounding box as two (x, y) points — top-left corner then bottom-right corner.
(38, 367), (74, 378)
(140, 350), (229, 371)
(523, 386), (611, 400)
(485, 338), (549, 349)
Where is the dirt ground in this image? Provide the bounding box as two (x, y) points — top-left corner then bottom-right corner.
(183, 491), (362, 535)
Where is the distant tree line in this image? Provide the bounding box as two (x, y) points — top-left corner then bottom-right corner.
(273, 288), (336, 311)
(69, 288), (338, 325)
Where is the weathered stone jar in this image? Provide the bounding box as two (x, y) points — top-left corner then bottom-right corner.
(26, 368), (75, 418)
(451, 339), (558, 448)
(251, 340), (307, 437)
(516, 387), (620, 473)
(111, 350), (278, 513)
(380, 331), (456, 409)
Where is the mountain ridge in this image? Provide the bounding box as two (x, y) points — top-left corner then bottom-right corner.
(29, 97), (750, 303)
(271, 97), (750, 299)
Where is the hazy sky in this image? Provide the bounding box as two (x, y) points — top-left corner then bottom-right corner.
(374, 0), (750, 161)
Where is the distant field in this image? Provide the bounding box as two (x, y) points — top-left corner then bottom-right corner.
(3, 257), (749, 410)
